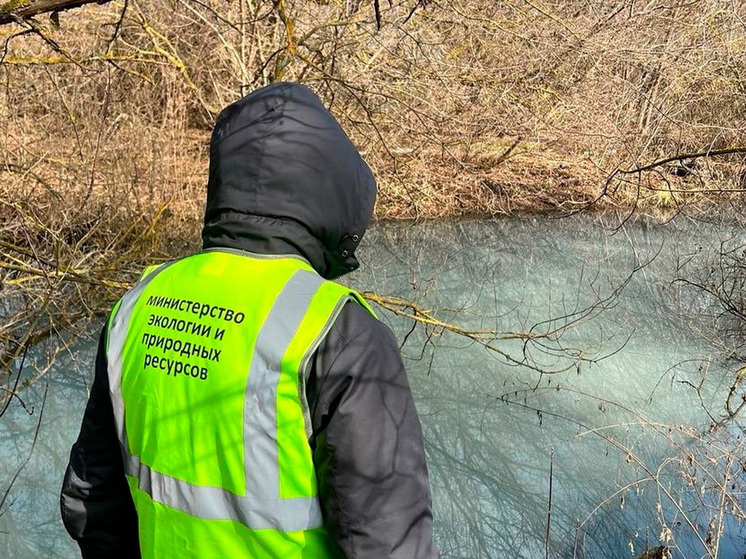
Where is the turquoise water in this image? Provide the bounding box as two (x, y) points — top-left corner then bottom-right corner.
(2, 215), (745, 558)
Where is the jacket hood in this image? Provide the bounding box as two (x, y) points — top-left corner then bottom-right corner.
(201, 82), (377, 279)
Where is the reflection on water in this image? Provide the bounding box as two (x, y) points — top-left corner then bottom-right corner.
(2, 215), (745, 558)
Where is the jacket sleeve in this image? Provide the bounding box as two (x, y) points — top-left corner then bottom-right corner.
(307, 301), (439, 559)
(60, 326), (140, 559)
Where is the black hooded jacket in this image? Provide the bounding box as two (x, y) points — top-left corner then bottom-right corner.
(60, 82), (438, 559)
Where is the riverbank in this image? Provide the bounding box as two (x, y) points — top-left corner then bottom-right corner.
(3, 131), (743, 236)
(1, 148), (743, 341)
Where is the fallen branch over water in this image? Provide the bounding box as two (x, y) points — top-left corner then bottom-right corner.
(362, 292), (540, 341)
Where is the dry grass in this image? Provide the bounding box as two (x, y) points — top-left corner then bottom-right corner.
(0, 0), (743, 222)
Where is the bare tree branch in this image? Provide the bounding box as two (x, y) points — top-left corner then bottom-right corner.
(619, 147), (746, 175)
(0, 0), (111, 26)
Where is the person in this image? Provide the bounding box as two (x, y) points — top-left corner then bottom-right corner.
(60, 82), (439, 559)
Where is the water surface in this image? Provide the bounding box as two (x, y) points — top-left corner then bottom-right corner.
(2, 215), (745, 558)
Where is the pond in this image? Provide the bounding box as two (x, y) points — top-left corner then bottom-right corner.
(2, 214), (745, 558)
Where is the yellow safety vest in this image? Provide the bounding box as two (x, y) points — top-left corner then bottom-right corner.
(105, 249), (374, 558)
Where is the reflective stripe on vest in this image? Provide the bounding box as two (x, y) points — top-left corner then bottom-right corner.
(105, 251), (374, 544)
